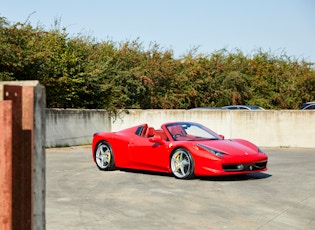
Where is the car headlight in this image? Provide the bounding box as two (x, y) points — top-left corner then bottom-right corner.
(197, 144), (225, 158)
(258, 147), (266, 155)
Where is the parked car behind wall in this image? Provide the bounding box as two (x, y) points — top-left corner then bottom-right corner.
(301, 102), (315, 110)
(221, 105), (265, 110)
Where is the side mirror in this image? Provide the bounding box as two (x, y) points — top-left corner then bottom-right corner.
(149, 136), (165, 145)
(219, 134), (225, 140)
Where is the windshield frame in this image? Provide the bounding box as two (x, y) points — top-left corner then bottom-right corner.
(165, 122), (223, 141)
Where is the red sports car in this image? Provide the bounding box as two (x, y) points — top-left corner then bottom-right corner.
(92, 122), (268, 179)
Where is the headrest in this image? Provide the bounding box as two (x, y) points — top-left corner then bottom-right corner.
(147, 127), (155, 137)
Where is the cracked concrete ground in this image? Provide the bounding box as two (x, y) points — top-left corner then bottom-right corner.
(46, 146), (315, 230)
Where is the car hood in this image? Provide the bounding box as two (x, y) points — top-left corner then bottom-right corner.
(195, 139), (258, 156)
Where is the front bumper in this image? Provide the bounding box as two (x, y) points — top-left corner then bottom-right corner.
(222, 161), (267, 172)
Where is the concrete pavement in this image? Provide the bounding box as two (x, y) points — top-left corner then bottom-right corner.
(46, 146), (315, 230)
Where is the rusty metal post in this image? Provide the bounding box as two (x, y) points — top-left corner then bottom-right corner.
(0, 81), (46, 230)
(0, 100), (13, 230)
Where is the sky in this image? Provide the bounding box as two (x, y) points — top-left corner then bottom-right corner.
(1, 0), (315, 62)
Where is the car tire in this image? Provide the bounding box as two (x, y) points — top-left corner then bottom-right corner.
(171, 148), (194, 179)
(95, 141), (115, 171)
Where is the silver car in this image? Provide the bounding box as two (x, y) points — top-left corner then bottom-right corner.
(222, 105), (265, 110)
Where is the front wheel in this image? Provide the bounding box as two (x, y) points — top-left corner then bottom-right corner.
(171, 148), (194, 179)
(95, 141), (115, 171)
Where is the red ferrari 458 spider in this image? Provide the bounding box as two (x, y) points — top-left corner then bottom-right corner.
(92, 122), (268, 179)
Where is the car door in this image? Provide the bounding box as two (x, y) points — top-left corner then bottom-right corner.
(128, 135), (170, 171)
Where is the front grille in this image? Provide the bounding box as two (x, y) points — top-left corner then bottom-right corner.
(254, 162), (267, 169)
(223, 161), (267, 172)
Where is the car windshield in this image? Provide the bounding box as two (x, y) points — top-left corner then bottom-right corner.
(248, 106), (263, 110)
(166, 122), (222, 141)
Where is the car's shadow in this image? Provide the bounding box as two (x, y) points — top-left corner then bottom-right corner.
(115, 168), (271, 181)
(118, 168), (173, 178)
(196, 172), (272, 181)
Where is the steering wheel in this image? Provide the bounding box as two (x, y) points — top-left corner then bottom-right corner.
(173, 134), (184, 139)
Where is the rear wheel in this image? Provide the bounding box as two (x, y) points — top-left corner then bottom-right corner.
(171, 148), (194, 179)
(95, 141), (115, 170)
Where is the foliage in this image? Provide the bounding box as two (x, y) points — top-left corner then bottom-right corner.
(1, 17), (314, 110)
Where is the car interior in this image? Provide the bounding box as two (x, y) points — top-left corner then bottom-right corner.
(135, 124), (169, 141)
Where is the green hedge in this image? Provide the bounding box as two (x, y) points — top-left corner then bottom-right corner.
(1, 17), (314, 110)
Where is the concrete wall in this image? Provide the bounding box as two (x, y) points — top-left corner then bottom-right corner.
(46, 109), (315, 148)
(111, 109), (315, 148)
(46, 109), (111, 147)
